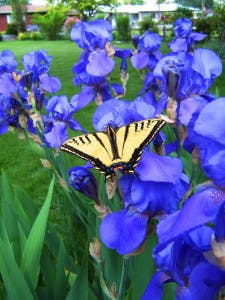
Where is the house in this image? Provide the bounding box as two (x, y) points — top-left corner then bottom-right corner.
(101, 1), (200, 30)
(0, 5), (48, 32)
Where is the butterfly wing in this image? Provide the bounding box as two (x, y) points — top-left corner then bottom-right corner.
(60, 131), (114, 173)
(115, 118), (165, 172)
(61, 118), (165, 179)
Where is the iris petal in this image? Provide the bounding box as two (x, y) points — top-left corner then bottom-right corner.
(86, 50), (115, 76)
(157, 185), (225, 247)
(100, 208), (148, 255)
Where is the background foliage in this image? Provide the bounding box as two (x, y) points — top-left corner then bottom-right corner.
(115, 15), (131, 42)
(174, 0), (214, 9)
(31, 5), (68, 40)
(139, 16), (159, 35)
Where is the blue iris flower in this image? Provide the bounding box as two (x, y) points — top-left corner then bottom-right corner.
(114, 48), (131, 72)
(71, 19), (120, 104)
(0, 73), (18, 98)
(22, 50), (61, 94)
(43, 95), (86, 148)
(131, 30), (162, 70)
(169, 18), (207, 52)
(156, 184), (225, 247)
(100, 151), (189, 255)
(70, 19), (112, 51)
(86, 49), (115, 77)
(153, 52), (191, 100)
(12, 50), (62, 115)
(132, 34), (139, 49)
(68, 165), (99, 201)
(142, 184), (225, 299)
(22, 50), (52, 76)
(72, 50), (106, 87)
(70, 86), (95, 111)
(0, 51), (18, 99)
(151, 108), (225, 298)
(0, 96), (8, 134)
(121, 151), (189, 214)
(189, 97), (225, 187)
(0, 50), (17, 74)
(142, 225), (225, 299)
(92, 98), (132, 130)
(96, 97), (190, 254)
(92, 96), (161, 131)
(70, 19), (131, 104)
(100, 207), (149, 255)
(154, 48), (222, 104)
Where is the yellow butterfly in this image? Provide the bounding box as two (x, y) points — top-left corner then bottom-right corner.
(60, 118), (165, 181)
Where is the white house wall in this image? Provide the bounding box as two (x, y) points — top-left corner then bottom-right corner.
(100, 3), (200, 29)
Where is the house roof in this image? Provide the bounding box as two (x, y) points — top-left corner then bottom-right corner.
(112, 3), (200, 14)
(0, 5), (48, 14)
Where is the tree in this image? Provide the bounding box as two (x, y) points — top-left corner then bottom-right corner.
(11, 0), (28, 33)
(32, 5), (68, 40)
(139, 16), (159, 34)
(47, 0), (118, 20)
(175, 0), (214, 9)
(210, 3), (225, 41)
(116, 15), (131, 41)
(171, 7), (193, 23)
(0, 0), (11, 5)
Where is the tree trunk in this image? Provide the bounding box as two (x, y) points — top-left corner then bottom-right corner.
(11, 0), (26, 33)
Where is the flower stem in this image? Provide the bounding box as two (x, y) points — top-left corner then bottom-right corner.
(118, 256), (129, 300)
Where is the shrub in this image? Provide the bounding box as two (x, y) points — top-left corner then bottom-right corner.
(170, 7), (193, 24)
(18, 32), (29, 40)
(5, 23), (18, 35)
(92, 13), (105, 20)
(18, 31), (46, 41)
(202, 39), (225, 60)
(112, 30), (118, 41)
(210, 4), (225, 40)
(139, 16), (159, 35)
(32, 5), (67, 40)
(30, 31), (45, 40)
(194, 17), (214, 40)
(115, 15), (131, 41)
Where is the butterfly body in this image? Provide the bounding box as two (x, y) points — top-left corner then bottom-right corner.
(61, 118), (165, 181)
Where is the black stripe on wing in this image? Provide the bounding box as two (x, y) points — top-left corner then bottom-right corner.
(140, 119), (165, 149)
(61, 142), (109, 173)
(107, 126), (121, 160)
(61, 132), (115, 173)
(121, 124), (130, 156)
(122, 119), (165, 172)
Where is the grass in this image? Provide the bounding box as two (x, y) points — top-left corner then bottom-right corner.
(0, 39), (224, 202)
